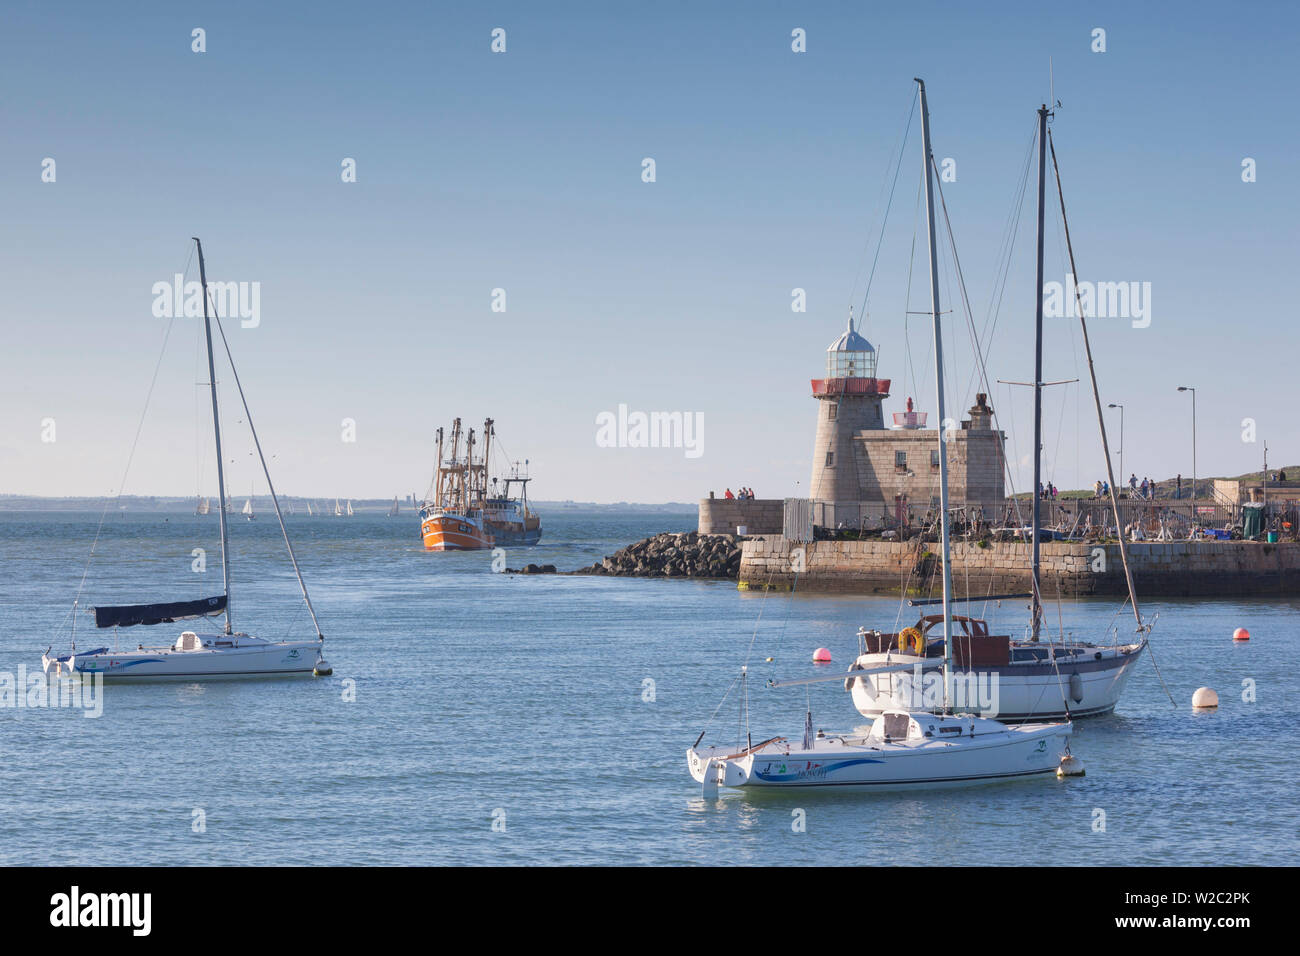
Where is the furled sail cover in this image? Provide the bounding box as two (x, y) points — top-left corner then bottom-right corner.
(93, 594), (227, 629)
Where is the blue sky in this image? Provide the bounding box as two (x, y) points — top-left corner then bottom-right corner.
(2, 1), (1295, 502)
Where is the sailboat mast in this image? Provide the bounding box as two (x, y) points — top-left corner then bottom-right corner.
(1031, 104), (1048, 642)
(1047, 132), (1144, 631)
(194, 238), (233, 634)
(916, 79), (955, 712)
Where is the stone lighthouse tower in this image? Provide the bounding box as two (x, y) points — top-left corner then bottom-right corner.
(809, 314), (890, 522)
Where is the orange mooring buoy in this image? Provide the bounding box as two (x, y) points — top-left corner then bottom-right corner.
(1233, 627), (1250, 642)
(812, 647), (832, 663)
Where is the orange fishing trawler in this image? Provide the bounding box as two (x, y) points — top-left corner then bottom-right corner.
(419, 417), (495, 551)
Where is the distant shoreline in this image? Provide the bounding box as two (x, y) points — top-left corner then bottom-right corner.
(0, 495), (695, 514)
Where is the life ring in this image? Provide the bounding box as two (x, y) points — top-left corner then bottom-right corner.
(899, 626), (924, 656)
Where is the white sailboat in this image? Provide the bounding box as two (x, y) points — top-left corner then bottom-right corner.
(688, 81), (1074, 793)
(242, 496), (254, 520)
(42, 238), (330, 682)
(346, 499), (354, 517)
(388, 496), (399, 517)
(848, 97), (1148, 721)
(689, 705), (1072, 792)
(334, 498), (343, 517)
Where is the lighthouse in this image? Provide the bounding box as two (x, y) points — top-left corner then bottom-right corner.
(809, 313), (891, 514)
(806, 313), (1006, 530)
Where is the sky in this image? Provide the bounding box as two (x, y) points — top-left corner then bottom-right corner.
(2, 1), (1296, 503)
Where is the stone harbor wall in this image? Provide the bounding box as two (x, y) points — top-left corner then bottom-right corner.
(697, 498), (784, 535)
(738, 536), (1300, 596)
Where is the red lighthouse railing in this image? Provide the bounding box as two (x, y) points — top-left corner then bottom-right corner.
(811, 377), (891, 397)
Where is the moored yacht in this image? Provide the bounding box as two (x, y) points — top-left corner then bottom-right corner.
(687, 80), (1076, 794)
(847, 614), (1144, 720)
(849, 97), (1151, 721)
(42, 238), (329, 682)
(689, 707), (1070, 791)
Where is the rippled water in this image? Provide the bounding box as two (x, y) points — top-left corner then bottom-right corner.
(0, 510), (1294, 865)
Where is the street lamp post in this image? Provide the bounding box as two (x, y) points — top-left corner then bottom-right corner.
(1177, 386), (1197, 513)
(1107, 403), (1124, 493)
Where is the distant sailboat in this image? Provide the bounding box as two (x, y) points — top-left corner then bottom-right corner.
(388, 496), (399, 517)
(334, 498), (343, 517)
(196, 497), (210, 516)
(242, 497), (254, 521)
(306, 502), (314, 517)
(346, 500), (354, 517)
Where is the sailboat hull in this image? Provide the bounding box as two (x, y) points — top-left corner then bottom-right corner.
(688, 721), (1070, 791)
(44, 638), (321, 681)
(849, 642), (1145, 721)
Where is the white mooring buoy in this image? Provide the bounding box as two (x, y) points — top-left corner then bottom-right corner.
(1192, 687), (1218, 709)
(1057, 754), (1086, 778)
(314, 659), (333, 677)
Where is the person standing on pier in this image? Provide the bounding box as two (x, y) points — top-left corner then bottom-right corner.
(1177, 474), (1182, 499)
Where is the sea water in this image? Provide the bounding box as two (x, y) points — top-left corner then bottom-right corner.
(0, 510), (1294, 865)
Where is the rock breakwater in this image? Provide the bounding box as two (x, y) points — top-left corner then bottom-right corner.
(572, 532), (742, 579)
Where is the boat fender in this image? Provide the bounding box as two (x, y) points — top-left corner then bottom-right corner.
(844, 662), (863, 692)
(1069, 672), (1084, 703)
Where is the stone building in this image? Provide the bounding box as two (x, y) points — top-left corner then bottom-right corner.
(808, 317), (1005, 528)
